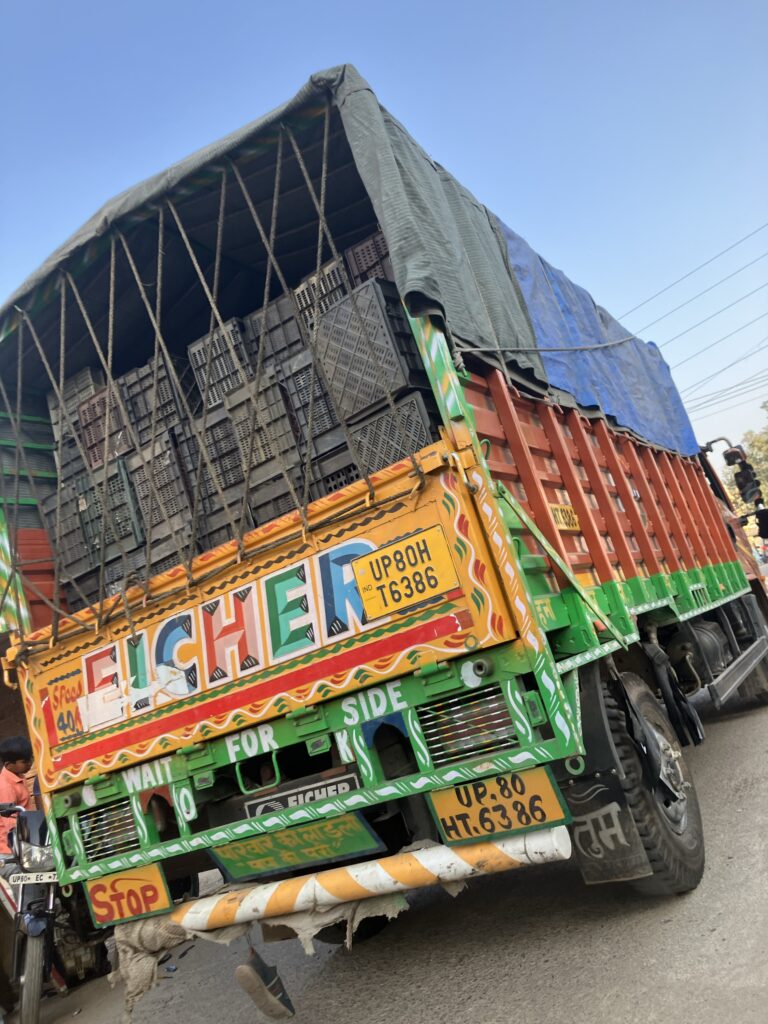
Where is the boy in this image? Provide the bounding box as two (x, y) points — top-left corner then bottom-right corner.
(0, 736), (33, 856)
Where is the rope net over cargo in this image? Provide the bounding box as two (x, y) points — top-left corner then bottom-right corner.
(0, 100), (439, 646)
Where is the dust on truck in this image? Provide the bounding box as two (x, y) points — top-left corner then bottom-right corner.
(2, 65), (767, 990)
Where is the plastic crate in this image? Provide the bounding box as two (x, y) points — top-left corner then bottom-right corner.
(345, 230), (394, 287)
(273, 349), (339, 447)
(73, 464), (143, 570)
(62, 573), (100, 612)
(0, 412), (55, 450)
(40, 487), (91, 580)
(106, 533), (189, 591)
(77, 389), (134, 469)
(314, 279), (426, 421)
(305, 446), (362, 501)
(172, 424), (221, 517)
(65, 532), (188, 610)
(245, 293), (305, 362)
(118, 354), (199, 447)
(125, 441), (194, 564)
(188, 319), (252, 409)
(0, 471), (56, 509)
(247, 471), (304, 528)
(292, 259), (346, 333)
(46, 367), (105, 445)
(204, 412), (244, 491)
(196, 489), (254, 553)
(55, 438), (88, 482)
(223, 373), (299, 481)
(348, 391), (439, 475)
(182, 407), (246, 492)
(0, 440), (57, 493)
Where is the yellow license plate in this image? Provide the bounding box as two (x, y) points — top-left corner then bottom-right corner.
(428, 766), (568, 843)
(550, 503), (580, 531)
(86, 863), (171, 925)
(352, 525), (460, 620)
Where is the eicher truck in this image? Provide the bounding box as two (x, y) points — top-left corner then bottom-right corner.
(1, 65), (766, 1016)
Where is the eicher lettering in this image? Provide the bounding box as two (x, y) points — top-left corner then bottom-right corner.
(246, 770), (361, 817)
(66, 539), (375, 737)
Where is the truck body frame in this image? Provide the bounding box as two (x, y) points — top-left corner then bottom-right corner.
(0, 69), (765, 953)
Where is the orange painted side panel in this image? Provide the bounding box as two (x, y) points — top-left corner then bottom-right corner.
(465, 371), (739, 587)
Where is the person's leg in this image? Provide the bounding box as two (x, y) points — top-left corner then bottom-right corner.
(0, 962), (15, 1016)
(0, 871), (18, 1014)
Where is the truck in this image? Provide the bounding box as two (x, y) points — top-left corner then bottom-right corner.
(1, 64), (766, 1013)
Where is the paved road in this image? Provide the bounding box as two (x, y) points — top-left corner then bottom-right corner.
(33, 695), (768, 1024)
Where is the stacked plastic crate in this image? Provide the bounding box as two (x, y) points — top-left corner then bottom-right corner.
(309, 230), (438, 481)
(42, 354), (198, 608)
(182, 318), (254, 548)
(37, 228), (440, 603)
(230, 230), (438, 521)
(244, 288), (345, 516)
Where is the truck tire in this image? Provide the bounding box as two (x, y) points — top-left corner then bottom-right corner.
(19, 933), (45, 1024)
(604, 673), (705, 896)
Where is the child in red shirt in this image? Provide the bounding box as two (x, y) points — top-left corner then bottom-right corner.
(0, 736), (33, 857)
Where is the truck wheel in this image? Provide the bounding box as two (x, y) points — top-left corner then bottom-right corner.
(19, 934), (45, 1024)
(604, 673), (705, 896)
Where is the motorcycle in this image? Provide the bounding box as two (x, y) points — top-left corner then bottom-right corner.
(0, 802), (109, 1024)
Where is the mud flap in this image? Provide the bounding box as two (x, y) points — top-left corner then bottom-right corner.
(554, 665), (653, 884)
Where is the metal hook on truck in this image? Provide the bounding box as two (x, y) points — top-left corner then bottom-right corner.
(0, 63), (767, 1019)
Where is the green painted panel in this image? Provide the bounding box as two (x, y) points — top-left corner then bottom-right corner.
(210, 813), (384, 881)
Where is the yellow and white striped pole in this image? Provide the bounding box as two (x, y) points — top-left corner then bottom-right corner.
(171, 826), (571, 932)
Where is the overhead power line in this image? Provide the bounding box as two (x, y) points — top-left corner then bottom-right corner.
(686, 363), (768, 401)
(672, 311), (768, 369)
(620, 220), (768, 319)
(659, 281), (768, 347)
(692, 396), (768, 422)
(686, 375), (768, 413)
(634, 251), (768, 334)
(681, 335), (768, 396)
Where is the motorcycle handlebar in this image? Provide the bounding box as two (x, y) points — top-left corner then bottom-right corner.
(0, 803), (24, 817)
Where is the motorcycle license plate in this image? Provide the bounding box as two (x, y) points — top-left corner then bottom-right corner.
(8, 872), (57, 885)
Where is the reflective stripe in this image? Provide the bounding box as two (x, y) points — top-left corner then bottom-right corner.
(171, 826), (572, 931)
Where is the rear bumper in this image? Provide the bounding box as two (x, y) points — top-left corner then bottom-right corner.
(171, 825), (572, 931)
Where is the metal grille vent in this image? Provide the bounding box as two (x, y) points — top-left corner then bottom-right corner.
(79, 799), (141, 861)
(417, 686), (518, 767)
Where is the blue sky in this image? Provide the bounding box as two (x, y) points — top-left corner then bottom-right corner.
(2, 0), (766, 451)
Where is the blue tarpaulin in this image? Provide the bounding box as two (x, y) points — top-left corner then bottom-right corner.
(499, 221), (698, 455)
